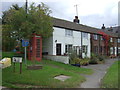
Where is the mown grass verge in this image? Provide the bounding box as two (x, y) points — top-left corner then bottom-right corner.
(101, 60), (119, 88)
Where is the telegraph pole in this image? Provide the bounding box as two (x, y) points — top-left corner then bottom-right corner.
(26, 0), (28, 14)
(25, 0), (28, 65)
(74, 4), (78, 16)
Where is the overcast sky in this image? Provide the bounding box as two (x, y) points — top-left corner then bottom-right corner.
(1, 0), (119, 28)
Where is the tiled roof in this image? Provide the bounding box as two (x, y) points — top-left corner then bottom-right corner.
(52, 18), (118, 37)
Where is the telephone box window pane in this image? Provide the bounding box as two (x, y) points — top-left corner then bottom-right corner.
(36, 39), (40, 57)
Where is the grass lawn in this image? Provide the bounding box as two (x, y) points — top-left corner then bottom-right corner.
(2, 52), (93, 88)
(101, 60), (119, 88)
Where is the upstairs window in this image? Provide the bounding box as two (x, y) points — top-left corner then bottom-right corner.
(93, 34), (98, 40)
(65, 29), (73, 36)
(82, 32), (88, 39)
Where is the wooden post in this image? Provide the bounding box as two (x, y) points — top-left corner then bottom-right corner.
(13, 62), (15, 73)
(20, 63), (22, 74)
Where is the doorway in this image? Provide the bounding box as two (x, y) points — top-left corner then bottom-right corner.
(56, 44), (61, 55)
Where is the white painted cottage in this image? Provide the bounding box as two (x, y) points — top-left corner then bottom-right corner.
(43, 27), (91, 58)
(42, 18), (119, 64)
(43, 18), (91, 63)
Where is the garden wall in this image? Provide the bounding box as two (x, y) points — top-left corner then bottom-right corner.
(43, 55), (69, 64)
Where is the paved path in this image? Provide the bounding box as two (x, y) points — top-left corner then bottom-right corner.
(79, 58), (118, 88)
(0, 86), (6, 90)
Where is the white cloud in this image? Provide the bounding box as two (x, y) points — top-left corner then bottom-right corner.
(1, 0), (119, 28)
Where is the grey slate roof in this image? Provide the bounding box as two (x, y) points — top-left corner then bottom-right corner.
(106, 26), (120, 34)
(52, 18), (118, 38)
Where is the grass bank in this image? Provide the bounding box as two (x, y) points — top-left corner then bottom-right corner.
(101, 60), (119, 88)
(2, 52), (93, 88)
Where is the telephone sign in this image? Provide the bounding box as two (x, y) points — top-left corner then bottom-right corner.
(22, 39), (29, 47)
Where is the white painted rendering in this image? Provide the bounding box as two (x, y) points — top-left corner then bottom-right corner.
(43, 26), (91, 58)
(82, 32), (91, 58)
(42, 37), (53, 55)
(53, 27), (82, 55)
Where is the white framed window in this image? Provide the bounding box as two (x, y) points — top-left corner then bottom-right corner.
(65, 29), (73, 36)
(82, 45), (88, 54)
(82, 32), (88, 39)
(94, 46), (98, 54)
(93, 34), (98, 40)
(110, 38), (113, 42)
(100, 36), (103, 40)
(65, 44), (73, 53)
(73, 46), (81, 55)
(73, 46), (77, 54)
(118, 47), (120, 54)
(110, 47), (113, 54)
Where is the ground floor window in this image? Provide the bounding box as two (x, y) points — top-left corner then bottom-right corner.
(110, 47), (114, 55)
(94, 46), (98, 54)
(100, 46), (104, 54)
(73, 46), (77, 54)
(73, 46), (81, 55)
(65, 44), (73, 54)
(82, 45), (88, 54)
(118, 47), (120, 54)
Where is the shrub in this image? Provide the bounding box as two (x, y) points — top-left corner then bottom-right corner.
(80, 60), (88, 66)
(2, 52), (24, 58)
(89, 60), (98, 64)
(80, 58), (90, 66)
(89, 53), (98, 64)
(73, 58), (81, 64)
(99, 56), (104, 61)
(2, 52), (15, 58)
(69, 50), (78, 64)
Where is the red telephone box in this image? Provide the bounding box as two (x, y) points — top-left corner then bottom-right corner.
(28, 33), (42, 61)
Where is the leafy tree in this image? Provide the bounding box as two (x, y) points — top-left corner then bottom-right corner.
(2, 3), (53, 51)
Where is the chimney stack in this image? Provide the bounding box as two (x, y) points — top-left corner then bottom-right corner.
(73, 16), (80, 24)
(101, 24), (105, 30)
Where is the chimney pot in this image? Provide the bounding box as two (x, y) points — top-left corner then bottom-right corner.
(73, 16), (80, 24)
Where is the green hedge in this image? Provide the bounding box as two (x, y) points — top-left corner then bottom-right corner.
(2, 52), (24, 58)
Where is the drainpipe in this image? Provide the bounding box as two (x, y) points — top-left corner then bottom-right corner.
(98, 35), (101, 55)
(90, 34), (92, 57)
(81, 32), (83, 58)
(113, 38), (115, 56)
(116, 38), (118, 56)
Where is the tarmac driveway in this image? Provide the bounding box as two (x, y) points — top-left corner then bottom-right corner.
(79, 58), (118, 88)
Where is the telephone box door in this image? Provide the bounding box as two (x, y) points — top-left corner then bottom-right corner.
(28, 34), (42, 61)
